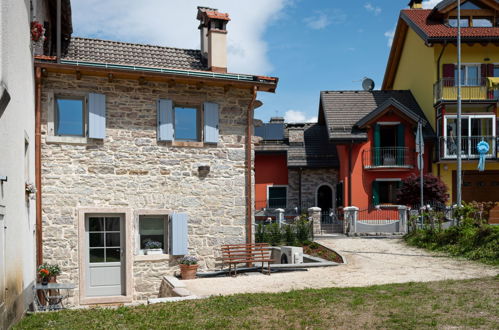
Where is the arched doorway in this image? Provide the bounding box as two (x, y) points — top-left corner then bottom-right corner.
(317, 185), (333, 213)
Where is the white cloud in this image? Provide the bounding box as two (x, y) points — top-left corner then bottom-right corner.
(70, 0), (289, 75)
(303, 12), (331, 30)
(422, 0), (441, 9)
(285, 110), (317, 123)
(384, 28), (395, 47)
(364, 3), (382, 16)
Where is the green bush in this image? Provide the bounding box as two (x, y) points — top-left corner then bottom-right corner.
(404, 203), (499, 265)
(255, 216), (313, 247)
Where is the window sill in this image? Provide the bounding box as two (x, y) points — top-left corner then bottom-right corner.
(45, 135), (88, 145)
(171, 141), (205, 148)
(135, 254), (170, 262)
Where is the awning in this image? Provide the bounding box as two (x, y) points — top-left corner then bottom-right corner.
(487, 77), (499, 89)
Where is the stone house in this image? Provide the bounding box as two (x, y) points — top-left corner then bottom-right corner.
(254, 119), (340, 231)
(34, 7), (278, 305)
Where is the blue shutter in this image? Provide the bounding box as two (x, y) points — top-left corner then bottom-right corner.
(396, 124), (405, 165)
(88, 93), (106, 139)
(203, 102), (219, 144)
(170, 213), (188, 255)
(374, 124), (381, 166)
(157, 99), (173, 141)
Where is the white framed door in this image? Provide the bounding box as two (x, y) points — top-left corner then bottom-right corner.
(443, 115), (496, 158)
(85, 215), (124, 297)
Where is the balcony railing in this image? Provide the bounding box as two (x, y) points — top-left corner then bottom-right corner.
(433, 78), (498, 103)
(363, 147), (415, 170)
(439, 136), (498, 160)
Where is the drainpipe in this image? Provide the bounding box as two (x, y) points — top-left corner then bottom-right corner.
(35, 67), (43, 266)
(56, 0), (61, 63)
(348, 143), (353, 207)
(246, 86), (257, 244)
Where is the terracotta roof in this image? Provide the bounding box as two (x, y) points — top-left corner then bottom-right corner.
(319, 90), (434, 141)
(63, 37), (208, 71)
(402, 9), (499, 40)
(205, 10), (230, 21)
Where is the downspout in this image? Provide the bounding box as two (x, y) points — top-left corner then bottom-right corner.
(35, 67), (43, 266)
(246, 86), (257, 244)
(348, 143), (352, 206)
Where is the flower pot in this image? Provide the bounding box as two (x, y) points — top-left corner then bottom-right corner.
(179, 264), (198, 280)
(145, 249), (163, 255)
(41, 277), (49, 285)
(49, 276), (57, 283)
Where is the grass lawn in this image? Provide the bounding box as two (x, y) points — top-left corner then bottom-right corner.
(16, 276), (499, 329)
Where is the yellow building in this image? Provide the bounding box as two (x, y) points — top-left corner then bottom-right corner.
(383, 0), (499, 223)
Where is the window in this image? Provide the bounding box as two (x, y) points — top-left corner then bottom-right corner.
(443, 115), (496, 157)
(267, 186), (287, 209)
(55, 97), (85, 136)
(373, 180), (400, 205)
(472, 17), (493, 27)
(88, 216), (121, 263)
(174, 107), (198, 141)
(138, 216), (168, 253)
(448, 17), (469, 27)
(455, 64), (480, 86)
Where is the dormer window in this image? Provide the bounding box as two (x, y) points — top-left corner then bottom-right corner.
(448, 17), (469, 27)
(448, 16), (495, 27)
(472, 17), (493, 27)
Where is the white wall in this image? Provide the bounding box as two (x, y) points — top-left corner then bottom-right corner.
(0, 0), (37, 327)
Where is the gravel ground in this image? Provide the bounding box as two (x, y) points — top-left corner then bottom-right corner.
(184, 238), (498, 297)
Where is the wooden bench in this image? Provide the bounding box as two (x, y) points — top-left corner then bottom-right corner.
(221, 243), (274, 276)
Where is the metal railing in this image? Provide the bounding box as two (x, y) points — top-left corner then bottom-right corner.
(357, 206), (400, 224)
(363, 147), (415, 169)
(433, 78), (497, 103)
(254, 198), (316, 217)
(439, 136), (497, 160)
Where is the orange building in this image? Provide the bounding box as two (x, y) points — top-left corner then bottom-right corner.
(318, 90), (434, 212)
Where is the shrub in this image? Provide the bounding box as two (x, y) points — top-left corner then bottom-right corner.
(404, 203), (499, 265)
(268, 223), (283, 246)
(283, 224), (296, 246)
(254, 216), (313, 247)
(397, 174), (448, 206)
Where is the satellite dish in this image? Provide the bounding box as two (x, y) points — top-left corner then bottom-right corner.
(362, 78), (375, 91)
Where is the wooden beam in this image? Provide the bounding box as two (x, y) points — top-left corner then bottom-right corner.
(76, 70), (82, 80)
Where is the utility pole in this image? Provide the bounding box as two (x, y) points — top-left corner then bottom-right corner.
(456, 0), (462, 207)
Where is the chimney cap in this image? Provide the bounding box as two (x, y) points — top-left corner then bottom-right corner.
(197, 6), (230, 21)
(408, 0), (423, 8)
(269, 117), (285, 124)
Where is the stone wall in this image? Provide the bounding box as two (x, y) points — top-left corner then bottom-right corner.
(287, 168), (338, 211)
(40, 73), (254, 304)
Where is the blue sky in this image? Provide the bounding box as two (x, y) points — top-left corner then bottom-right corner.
(71, 0), (440, 123)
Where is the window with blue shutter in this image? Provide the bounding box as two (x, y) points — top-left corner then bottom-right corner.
(88, 93), (106, 139)
(157, 99), (173, 141)
(373, 124), (381, 166)
(170, 213), (188, 255)
(204, 102), (219, 144)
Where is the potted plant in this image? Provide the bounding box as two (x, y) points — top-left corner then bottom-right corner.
(37, 266), (50, 285)
(144, 240), (163, 255)
(178, 256), (198, 280)
(48, 264), (61, 283)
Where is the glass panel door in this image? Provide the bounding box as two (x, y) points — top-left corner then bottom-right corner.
(494, 66), (499, 99)
(444, 117), (469, 157)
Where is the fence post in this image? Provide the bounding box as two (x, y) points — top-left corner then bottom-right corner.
(343, 206), (359, 234)
(308, 207), (321, 236)
(398, 205), (408, 233)
(276, 208), (285, 228)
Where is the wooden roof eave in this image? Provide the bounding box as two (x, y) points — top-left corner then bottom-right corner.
(382, 17), (409, 90)
(34, 61), (278, 93)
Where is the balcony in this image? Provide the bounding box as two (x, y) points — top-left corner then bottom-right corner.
(433, 78), (498, 103)
(439, 136), (498, 160)
(363, 147), (415, 170)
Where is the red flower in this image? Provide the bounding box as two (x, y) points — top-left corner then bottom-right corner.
(31, 21), (44, 42)
(39, 268), (49, 277)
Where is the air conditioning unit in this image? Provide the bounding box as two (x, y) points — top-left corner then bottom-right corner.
(280, 246), (303, 264)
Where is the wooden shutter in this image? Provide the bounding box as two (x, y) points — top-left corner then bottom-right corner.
(203, 102), (219, 144)
(170, 213), (188, 255)
(374, 124), (381, 166)
(88, 93), (106, 139)
(442, 64), (455, 86)
(372, 181), (379, 206)
(396, 124), (405, 165)
(486, 64), (494, 98)
(157, 99), (173, 141)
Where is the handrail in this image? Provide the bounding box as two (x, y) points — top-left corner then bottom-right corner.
(362, 147), (414, 169)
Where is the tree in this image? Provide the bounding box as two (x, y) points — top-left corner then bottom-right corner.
(397, 174), (449, 207)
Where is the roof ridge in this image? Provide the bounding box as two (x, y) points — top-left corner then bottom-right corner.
(71, 36), (202, 53)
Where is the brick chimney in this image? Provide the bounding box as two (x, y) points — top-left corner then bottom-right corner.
(408, 0), (423, 9)
(288, 126), (304, 145)
(197, 7), (230, 73)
